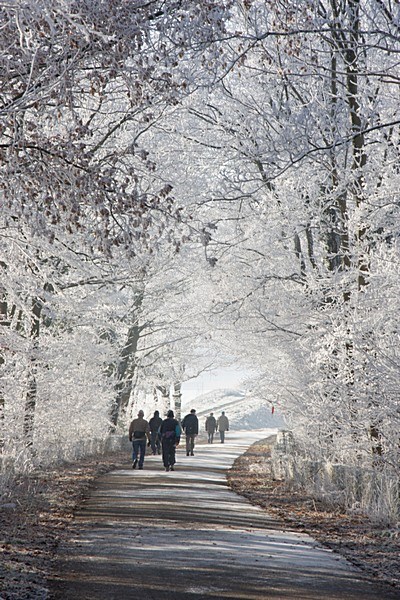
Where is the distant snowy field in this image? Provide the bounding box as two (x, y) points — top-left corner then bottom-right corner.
(182, 389), (286, 431)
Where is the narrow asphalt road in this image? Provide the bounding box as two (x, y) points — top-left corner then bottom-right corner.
(49, 430), (398, 600)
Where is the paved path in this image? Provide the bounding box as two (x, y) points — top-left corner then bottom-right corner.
(49, 430), (397, 599)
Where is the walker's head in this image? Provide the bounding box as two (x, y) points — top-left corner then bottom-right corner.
(138, 410), (144, 417)
(190, 409), (196, 414)
(167, 410), (174, 418)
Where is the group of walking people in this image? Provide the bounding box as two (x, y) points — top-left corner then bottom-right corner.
(128, 408), (229, 471)
(129, 409), (181, 472)
(204, 411), (229, 444)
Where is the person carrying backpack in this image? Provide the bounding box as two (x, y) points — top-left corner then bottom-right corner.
(159, 410), (181, 471)
(182, 408), (199, 456)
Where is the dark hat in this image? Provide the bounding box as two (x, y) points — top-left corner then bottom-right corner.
(167, 409), (174, 418)
(190, 408), (196, 413)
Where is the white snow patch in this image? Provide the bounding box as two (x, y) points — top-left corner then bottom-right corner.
(182, 388), (286, 430)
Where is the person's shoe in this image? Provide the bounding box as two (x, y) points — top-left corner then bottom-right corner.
(186, 452), (190, 456)
(132, 460), (138, 469)
(165, 466), (170, 471)
(190, 452), (194, 456)
(138, 466), (143, 470)
(170, 465), (174, 471)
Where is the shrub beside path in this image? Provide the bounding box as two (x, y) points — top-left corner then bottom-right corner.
(47, 430), (398, 600)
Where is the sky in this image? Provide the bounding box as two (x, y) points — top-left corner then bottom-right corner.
(181, 366), (252, 402)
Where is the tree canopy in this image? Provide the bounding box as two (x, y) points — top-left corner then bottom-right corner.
(1, 0), (399, 518)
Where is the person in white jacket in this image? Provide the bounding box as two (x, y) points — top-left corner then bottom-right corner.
(217, 411), (229, 444)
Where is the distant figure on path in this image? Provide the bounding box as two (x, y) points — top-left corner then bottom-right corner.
(205, 412), (217, 444)
(182, 408), (199, 456)
(217, 411), (229, 443)
(159, 410), (181, 471)
(149, 410), (162, 455)
(128, 410), (151, 470)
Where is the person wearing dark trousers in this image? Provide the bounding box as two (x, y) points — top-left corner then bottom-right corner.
(205, 412), (217, 443)
(217, 411), (229, 443)
(128, 409), (151, 470)
(159, 410), (181, 471)
(182, 408), (199, 456)
(149, 410), (162, 455)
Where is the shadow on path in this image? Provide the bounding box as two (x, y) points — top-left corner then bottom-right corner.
(49, 431), (398, 600)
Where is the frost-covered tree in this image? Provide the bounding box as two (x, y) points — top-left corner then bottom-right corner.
(122, 243), (223, 419)
(0, 0), (234, 248)
(143, 0), (400, 479)
(0, 0), (234, 473)
(2, 0), (399, 524)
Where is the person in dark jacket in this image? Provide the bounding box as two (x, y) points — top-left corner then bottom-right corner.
(181, 408), (199, 456)
(159, 410), (181, 471)
(128, 409), (151, 470)
(149, 410), (162, 455)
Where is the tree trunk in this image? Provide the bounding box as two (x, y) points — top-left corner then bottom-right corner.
(294, 233), (306, 280)
(369, 423), (383, 457)
(110, 291), (144, 430)
(173, 382), (182, 422)
(0, 269), (7, 453)
(23, 296), (42, 448)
